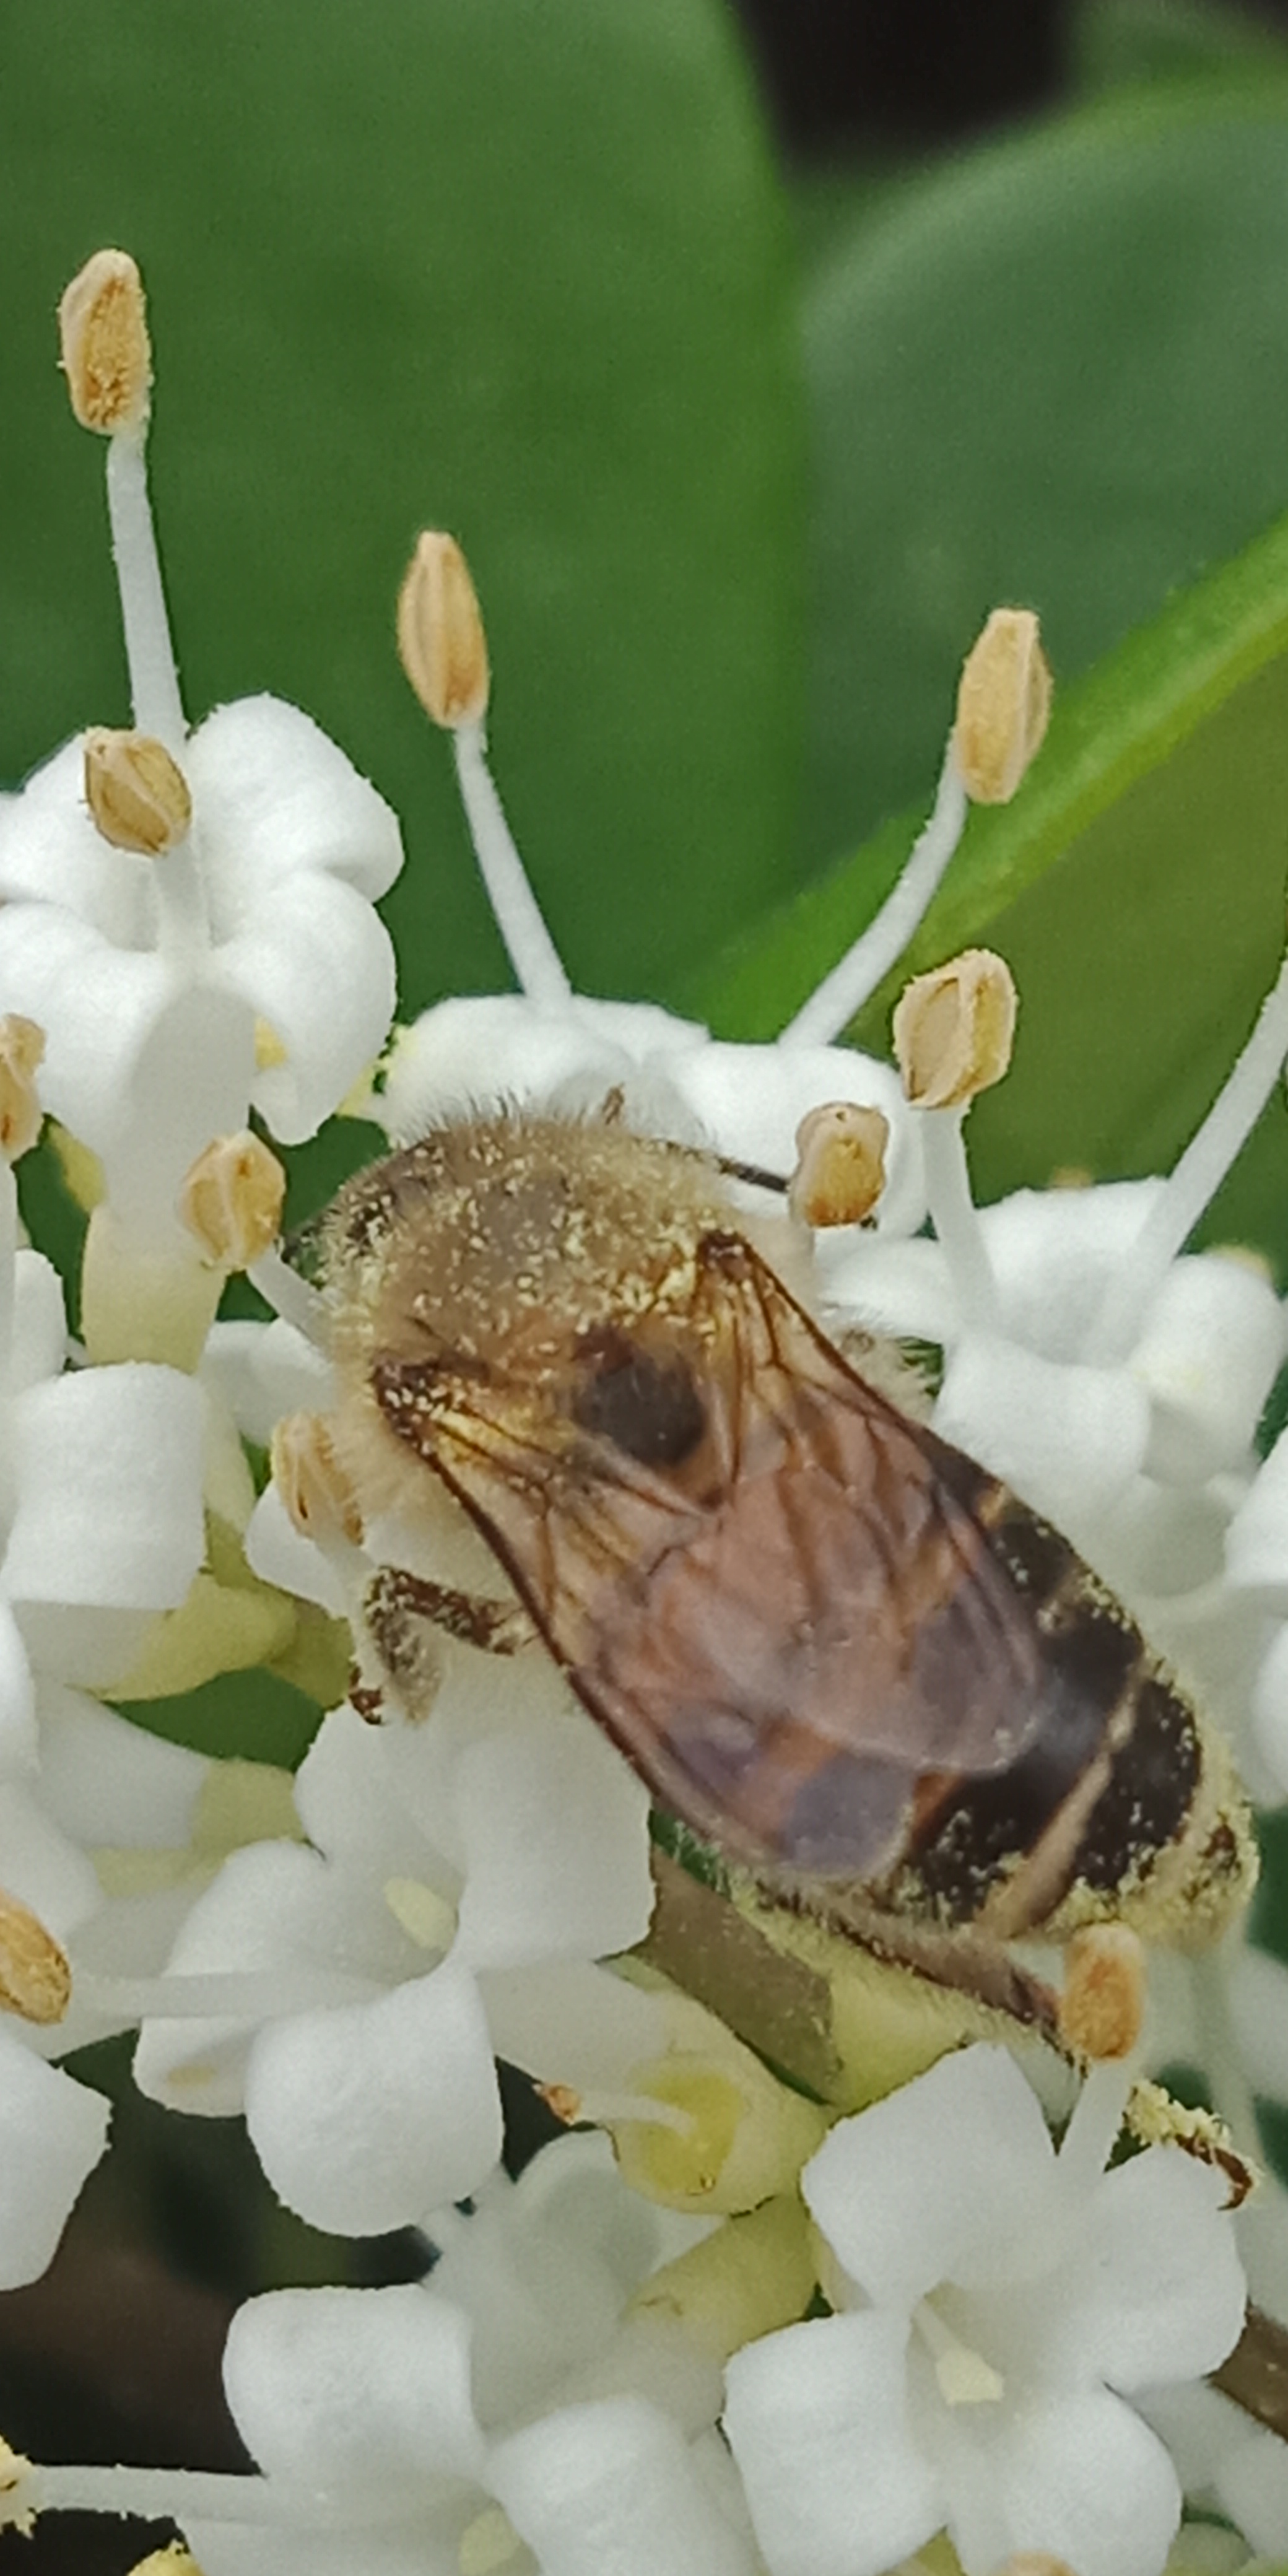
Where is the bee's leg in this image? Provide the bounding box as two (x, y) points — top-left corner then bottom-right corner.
(359, 1564), (538, 1722)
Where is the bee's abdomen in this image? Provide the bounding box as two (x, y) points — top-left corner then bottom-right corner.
(891, 1490), (1206, 1933)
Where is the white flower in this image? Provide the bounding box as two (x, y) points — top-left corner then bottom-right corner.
(0, 1680), (217, 2287)
(182, 2200), (754, 2576)
(133, 1664), (655, 2234)
(722, 2043), (1246, 2576)
(0, 698), (402, 1225)
(14, 2135), (754, 2574)
(0, 1163), (206, 1758)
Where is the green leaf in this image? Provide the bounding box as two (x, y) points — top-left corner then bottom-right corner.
(0, 0), (801, 1008)
(1073, 0), (1288, 94)
(803, 80), (1288, 876)
(693, 508), (1288, 1268)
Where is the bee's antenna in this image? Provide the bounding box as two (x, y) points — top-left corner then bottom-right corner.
(716, 1155), (789, 1194)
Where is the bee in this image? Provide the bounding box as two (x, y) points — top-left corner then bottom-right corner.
(315, 1110), (1255, 1990)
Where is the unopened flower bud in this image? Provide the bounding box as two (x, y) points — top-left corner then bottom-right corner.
(954, 606), (1051, 803)
(610, 2045), (826, 2216)
(396, 531), (490, 727)
(0, 1887), (71, 2027)
(84, 729), (191, 856)
(893, 947), (1016, 1109)
(788, 1101), (889, 1229)
(272, 1411), (365, 1547)
(58, 248), (152, 433)
(1059, 1925), (1146, 2063)
(629, 2196), (815, 2363)
(0, 1017), (45, 1163)
(178, 1131), (285, 1272)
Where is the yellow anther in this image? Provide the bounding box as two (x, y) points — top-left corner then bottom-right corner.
(0, 1887), (71, 2026)
(0, 1017), (45, 1164)
(788, 1100), (889, 1229)
(272, 1411), (365, 1547)
(1060, 1925), (1147, 2064)
(893, 947), (1017, 1110)
(397, 531), (490, 728)
(954, 605), (1051, 803)
(84, 729), (191, 856)
(178, 1131), (285, 1273)
(58, 248), (152, 433)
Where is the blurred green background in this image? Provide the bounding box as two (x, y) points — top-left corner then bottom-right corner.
(7, 1), (1288, 2560)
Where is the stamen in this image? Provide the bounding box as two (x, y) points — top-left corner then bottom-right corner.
(271, 1411), (365, 1547)
(71, 1964), (378, 2021)
(1056, 2060), (1133, 2198)
(180, 1131), (286, 1273)
(892, 949), (1016, 1112)
(459, 2505), (523, 2576)
(952, 607), (1051, 807)
(0, 1016), (44, 1166)
(1090, 951), (1288, 1362)
(788, 1102), (888, 1229)
(919, 1110), (999, 1329)
(397, 531), (490, 729)
(1058, 1926), (1146, 2064)
(778, 752), (968, 1047)
(912, 2299), (1004, 2406)
(383, 1875), (458, 1952)
(453, 721), (573, 1009)
(83, 729), (191, 856)
(248, 1246), (332, 1346)
(20, 2460), (370, 2533)
(0, 1887), (70, 2026)
(395, 533), (570, 1007)
(59, 251), (185, 753)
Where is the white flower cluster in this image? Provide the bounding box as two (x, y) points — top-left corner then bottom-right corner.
(1, 252), (1287, 2576)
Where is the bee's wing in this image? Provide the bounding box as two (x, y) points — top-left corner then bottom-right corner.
(370, 1234), (1050, 1880)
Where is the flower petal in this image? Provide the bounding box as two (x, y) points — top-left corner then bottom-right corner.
(0, 2024), (110, 2287)
(6, 1363), (205, 1610)
(10, 1251), (67, 1395)
(36, 1684), (207, 1849)
(223, 2282), (485, 2486)
(1046, 2150), (1245, 2393)
(934, 1334), (1149, 1536)
(803, 2046), (1056, 2310)
(187, 696), (403, 903)
(453, 1712), (652, 1970)
(0, 907), (253, 1187)
(723, 2312), (941, 2576)
(953, 2387), (1180, 2576)
(1133, 1255), (1286, 1484)
(668, 1042), (926, 1235)
(491, 2395), (756, 2576)
(0, 1601), (37, 1773)
(381, 996), (645, 1140)
(224, 872), (396, 1142)
(0, 734), (154, 934)
(245, 1958), (503, 2234)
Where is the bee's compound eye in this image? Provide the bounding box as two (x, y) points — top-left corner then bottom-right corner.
(572, 1338), (707, 1466)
